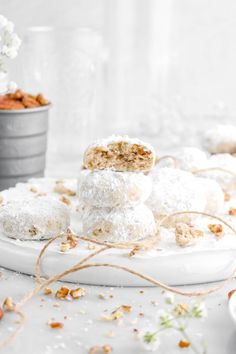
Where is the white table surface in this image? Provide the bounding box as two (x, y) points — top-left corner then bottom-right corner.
(0, 266), (235, 354)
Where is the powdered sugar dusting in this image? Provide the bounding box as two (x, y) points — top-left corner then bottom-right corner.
(0, 197), (70, 240)
(79, 169), (152, 208)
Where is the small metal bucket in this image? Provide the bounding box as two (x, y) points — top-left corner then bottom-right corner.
(0, 105), (51, 190)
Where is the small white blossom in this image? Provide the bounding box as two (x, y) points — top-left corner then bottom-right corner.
(191, 302), (207, 319)
(8, 33), (21, 49)
(2, 46), (17, 59)
(157, 309), (173, 328)
(139, 329), (161, 352)
(163, 291), (175, 305)
(4, 21), (14, 33)
(0, 14), (21, 91)
(0, 15), (7, 28)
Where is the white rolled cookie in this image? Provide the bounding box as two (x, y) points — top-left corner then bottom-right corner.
(197, 153), (236, 189)
(171, 147), (208, 172)
(0, 198), (70, 240)
(197, 177), (224, 214)
(83, 135), (156, 172)
(78, 170), (152, 208)
(146, 168), (206, 227)
(202, 124), (236, 154)
(81, 204), (157, 243)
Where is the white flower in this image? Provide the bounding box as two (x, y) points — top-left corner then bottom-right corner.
(163, 291), (175, 305)
(9, 33), (21, 49)
(0, 15), (7, 28)
(139, 329), (161, 352)
(191, 302), (207, 319)
(7, 81), (17, 92)
(4, 21), (14, 33)
(3, 32), (21, 51)
(2, 46), (17, 59)
(157, 309), (173, 328)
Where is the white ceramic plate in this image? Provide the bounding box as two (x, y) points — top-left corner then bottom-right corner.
(1, 231), (236, 286)
(229, 291), (236, 325)
(1, 177), (236, 286)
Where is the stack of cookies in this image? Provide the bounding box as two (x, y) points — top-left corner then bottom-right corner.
(78, 136), (157, 243)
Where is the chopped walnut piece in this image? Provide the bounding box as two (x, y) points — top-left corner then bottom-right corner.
(60, 241), (71, 252)
(102, 311), (124, 321)
(53, 303), (60, 308)
(88, 244), (97, 250)
(69, 288), (86, 299)
(175, 223), (204, 247)
(228, 289), (236, 300)
(30, 186), (38, 193)
(89, 345), (113, 354)
(178, 340), (190, 348)
(0, 307), (4, 320)
(55, 287), (69, 299)
(102, 304), (132, 321)
(208, 224), (223, 238)
(44, 288), (52, 296)
(129, 246), (141, 257)
(60, 230), (78, 252)
(224, 192), (231, 201)
(112, 305), (132, 313)
(49, 321), (64, 329)
(173, 303), (188, 316)
(229, 208), (236, 216)
(106, 330), (114, 338)
(102, 346), (112, 353)
(60, 195), (71, 206)
(54, 182), (76, 197)
(67, 230), (78, 248)
(3, 297), (14, 311)
(28, 225), (38, 236)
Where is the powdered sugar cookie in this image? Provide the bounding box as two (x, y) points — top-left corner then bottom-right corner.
(197, 153), (236, 189)
(202, 124), (236, 154)
(171, 147), (208, 172)
(81, 204), (157, 243)
(79, 170), (152, 208)
(197, 177), (224, 214)
(0, 198), (70, 240)
(146, 168), (206, 227)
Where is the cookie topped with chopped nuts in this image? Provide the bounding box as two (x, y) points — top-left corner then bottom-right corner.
(83, 135), (156, 172)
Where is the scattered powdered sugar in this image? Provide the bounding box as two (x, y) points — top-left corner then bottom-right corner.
(79, 169), (152, 208)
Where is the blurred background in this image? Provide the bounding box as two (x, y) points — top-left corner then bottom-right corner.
(2, 0), (236, 176)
